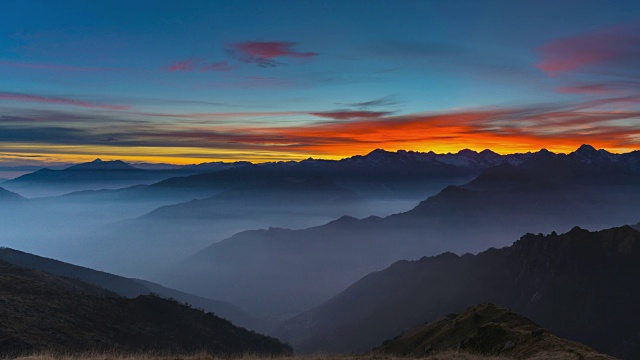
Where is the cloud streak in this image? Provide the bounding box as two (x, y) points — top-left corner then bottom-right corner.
(166, 59), (197, 72)
(535, 22), (640, 77)
(227, 41), (317, 67)
(309, 110), (392, 120)
(0, 92), (132, 111)
(2, 97), (640, 160)
(0, 60), (116, 72)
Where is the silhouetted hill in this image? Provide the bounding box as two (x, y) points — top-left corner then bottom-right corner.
(168, 146), (640, 319)
(0, 187), (25, 201)
(373, 304), (614, 359)
(278, 225), (640, 359)
(0, 260), (291, 357)
(0, 248), (263, 331)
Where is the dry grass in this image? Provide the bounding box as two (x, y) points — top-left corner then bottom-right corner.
(8, 351), (551, 360)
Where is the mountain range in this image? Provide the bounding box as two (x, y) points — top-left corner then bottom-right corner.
(1, 159), (203, 197)
(277, 224), (640, 359)
(164, 145), (640, 319)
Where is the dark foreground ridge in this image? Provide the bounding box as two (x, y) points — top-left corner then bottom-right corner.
(0, 260), (292, 357)
(280, 224), (640, 359)
(373, 303), (615, 359)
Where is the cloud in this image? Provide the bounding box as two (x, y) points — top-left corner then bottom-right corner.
(337, 96), (400, 109)
(0, 60), (116, 72)
(3, 97), (640, 158)
(166, 59), (198, 72)
(556, 83), (621, 95)
(167, 59), (237, 72)
(227, 41), (318, 67)
(201, 61), (236, 72)
(535, 23), (640, 77)
(0, 92), (131, 111)
(309, 110), (393, 120)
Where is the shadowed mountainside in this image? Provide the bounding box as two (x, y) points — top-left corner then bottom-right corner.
(373, 303), (615, 359)
(0, 260), (292, 357)
(0, 187), (25, 201)
(277, 225), (640, 359)
(0, 247), (265, 332)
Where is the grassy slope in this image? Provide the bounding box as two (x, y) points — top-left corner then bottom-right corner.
(0, 261), (291, 357)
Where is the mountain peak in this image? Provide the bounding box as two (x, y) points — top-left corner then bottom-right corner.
(576, 144), (597, 154)
(457, 149), (478, 156)
(479, 149), (499, 156)
(68, 159), (137, 171)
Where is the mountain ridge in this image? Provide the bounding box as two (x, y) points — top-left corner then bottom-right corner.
(0, 247), (264, 331)
(278, 224), (640, 358)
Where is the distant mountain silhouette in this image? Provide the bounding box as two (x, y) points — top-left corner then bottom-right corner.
(142, 148), (532, 201)
(2, 159), (201, 197)
(146, 176), (359, 220)
(373, 303), (614, 359)
(0, 187), (25, 201)
(0, 247), (264, 332)
(168, 145), (640, 319)
(278, 225), (640, 359)
(67, 147), (535, 205)
(0, 260), (291, 357)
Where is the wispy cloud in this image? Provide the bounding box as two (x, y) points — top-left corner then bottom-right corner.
(535, 22), (640, 77)
(2, 97), (640, 157)
(337, 96), (400, 109)
(556, 83), (621, 95)
(309, 110), (392, 120)
(0, 60), (116, 72)
(0, 92), (131, 111)
(227, 41), (318, 67)
(166, 59), (198, 72)
(200, 61), (236, 72)
(166, 59), (237, 72)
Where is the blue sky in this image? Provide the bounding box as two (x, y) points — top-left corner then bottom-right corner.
(0, 0), (639, 165)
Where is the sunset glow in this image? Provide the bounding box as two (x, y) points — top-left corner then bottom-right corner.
(1, 2), (639, 166)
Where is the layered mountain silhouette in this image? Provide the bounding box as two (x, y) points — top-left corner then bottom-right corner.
(61, 147), (533, 205)
(0, 187), (25, 201)
(2, 159), (201, 197)
(76, 176), (374, 279)
(373, 303), (614, 359)
(0, 247), (265, 332)
(277, 225), (640, 359)
(146, 176), (360, 220)
(167, 145), (640, 319)
(0, 260), (291, 357)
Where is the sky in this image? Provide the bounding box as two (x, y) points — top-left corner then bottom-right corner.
(1, 0), (639, 166)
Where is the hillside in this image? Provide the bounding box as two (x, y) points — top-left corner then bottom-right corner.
(0, 260), (292, 357)
(277, 225), (640, 358)
(0, 186), (25, 201)
(373, 304), (615, 359)
(0, 247), (263, 332)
